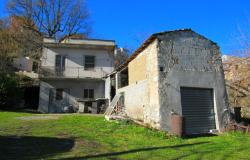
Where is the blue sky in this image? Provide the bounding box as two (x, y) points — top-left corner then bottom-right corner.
(1, 0), (250, 54)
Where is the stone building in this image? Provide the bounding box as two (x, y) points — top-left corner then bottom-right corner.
(106, 29), (229, 135)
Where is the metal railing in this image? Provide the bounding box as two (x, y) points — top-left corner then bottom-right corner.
(39, 66), (108, 79)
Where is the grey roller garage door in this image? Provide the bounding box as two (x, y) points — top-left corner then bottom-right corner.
(180, 87), (216, 135)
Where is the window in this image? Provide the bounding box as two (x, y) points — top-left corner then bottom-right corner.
(89, 89), (94, 98)
(84, 89), (88, 98)
(84, 56), (95, 70)
(56, 88), (63, 100)
(84, 89), (94, 99)
(55, 55), (66, 75)
(55, 55), (66, 69)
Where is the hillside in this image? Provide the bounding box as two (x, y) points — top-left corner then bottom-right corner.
(222, 55), (250, 118)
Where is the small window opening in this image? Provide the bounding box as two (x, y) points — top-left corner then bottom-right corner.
(160, 66), (164, 72)
(84, 56), (95, 70)
(84, 89), (94, 99)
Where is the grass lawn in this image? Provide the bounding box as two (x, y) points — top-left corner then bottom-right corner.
(0, 111), (249, 160)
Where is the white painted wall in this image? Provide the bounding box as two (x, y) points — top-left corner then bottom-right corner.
(13, 57), (33, 72)
(42, 79), (105, 99)
(117, 80), (147, 121)
(38, 79), (105, 113)
(105, 76), (111, 101)
(41, 47), (114, 78)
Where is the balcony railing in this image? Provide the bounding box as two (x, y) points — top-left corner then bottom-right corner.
(39, 66), (108, 79)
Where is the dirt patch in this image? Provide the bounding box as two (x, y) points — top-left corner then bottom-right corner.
(16, 126), (32, 135)
(57, 132), (70, 138)
(16, 115), (60, 121)
(73, 138), (102, 150)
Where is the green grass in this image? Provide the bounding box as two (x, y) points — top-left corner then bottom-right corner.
(0, 111), (249, 160)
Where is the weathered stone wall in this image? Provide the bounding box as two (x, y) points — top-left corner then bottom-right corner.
(156, 31), (229, 132)
(128, 52), (147, 85)
(144, 40), (161, 129)
(117, 39), (161, 128)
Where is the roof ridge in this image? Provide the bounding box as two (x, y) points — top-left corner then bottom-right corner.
(115, 28), (218, 72)
(152, 28), (193, 36)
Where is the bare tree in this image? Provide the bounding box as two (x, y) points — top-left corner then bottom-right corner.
(114, 48), (130, 69)
(223, 56), (250, 117)
(235, 17), (250, 57)
(224, 18), (250, 110)
(7, 0), (91, 39)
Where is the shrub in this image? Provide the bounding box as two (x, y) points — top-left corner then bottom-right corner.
(0, 72), (21, 108)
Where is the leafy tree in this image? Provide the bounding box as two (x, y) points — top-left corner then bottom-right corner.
(0, 73), (21, 107)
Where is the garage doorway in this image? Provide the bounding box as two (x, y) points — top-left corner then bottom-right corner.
(180, 87), (216, 135)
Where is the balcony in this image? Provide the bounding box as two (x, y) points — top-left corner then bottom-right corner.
(39, 66), (108, 79)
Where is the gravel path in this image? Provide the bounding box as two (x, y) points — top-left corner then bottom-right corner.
(16, 113), (103, 121)
(16, 115), (60, 120)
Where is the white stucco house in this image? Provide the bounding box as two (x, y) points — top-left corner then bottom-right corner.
(38, 37), (115, 113)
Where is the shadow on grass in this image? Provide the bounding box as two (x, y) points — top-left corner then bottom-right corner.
(0, 136), (74, 160)
(183, 133), (218, 139)
(0, 108), (40, 114)
(61, 141), (209, 160)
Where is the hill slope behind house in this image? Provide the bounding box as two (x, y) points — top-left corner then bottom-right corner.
(0, 111), (250, 159)
(222, 55), (250, 118)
